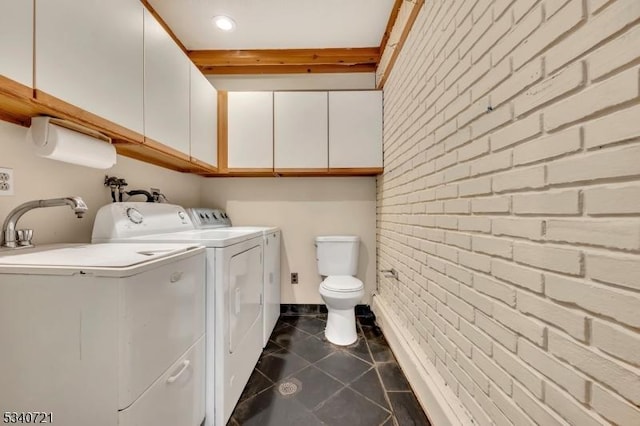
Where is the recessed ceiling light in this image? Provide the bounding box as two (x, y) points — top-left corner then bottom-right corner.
(212, 15), (236, 32)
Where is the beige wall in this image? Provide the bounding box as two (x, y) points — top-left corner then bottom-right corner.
(0, 120), (202, 245)
(201, 177), (377, 304)
(379, 1), (640, 425)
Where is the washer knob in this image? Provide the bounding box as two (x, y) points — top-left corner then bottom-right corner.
(126, 207), (144, 224)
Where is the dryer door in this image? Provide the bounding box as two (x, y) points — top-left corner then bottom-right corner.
(228, 244), (263, 353)
(263, 231), (281, 346)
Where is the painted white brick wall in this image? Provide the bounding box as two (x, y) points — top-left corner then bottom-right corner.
(377, 0), (640, 424)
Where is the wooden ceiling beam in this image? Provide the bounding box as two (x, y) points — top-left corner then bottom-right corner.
(145, 0), (411, 78)
(189, 47), (379, 74)
(201, 63), (377, 75)
(376, 0), (425, 88)
(379, 0), (403, 55)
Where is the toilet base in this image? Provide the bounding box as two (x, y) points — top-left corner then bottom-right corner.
(325, 307), (358, 346)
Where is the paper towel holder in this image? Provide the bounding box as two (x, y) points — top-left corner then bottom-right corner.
(30, 116), (112, 144)
(28, 116), (117, 169)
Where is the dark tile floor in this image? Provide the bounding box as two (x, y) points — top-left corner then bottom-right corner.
(227, 313), (431, 426)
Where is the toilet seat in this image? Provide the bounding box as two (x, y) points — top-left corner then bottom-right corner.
(321, 276), (363, 293)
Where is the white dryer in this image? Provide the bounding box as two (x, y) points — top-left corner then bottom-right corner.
(187, 208), (281, 347)
(0, 243), (206, 426)
(92, 203), (264, 426)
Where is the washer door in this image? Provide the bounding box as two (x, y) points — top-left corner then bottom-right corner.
(228, 244), (263, 353)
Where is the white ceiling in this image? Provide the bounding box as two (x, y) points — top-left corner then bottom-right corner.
(147, 0), (396, 50)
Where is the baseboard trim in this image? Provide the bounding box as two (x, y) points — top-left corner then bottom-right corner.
(372, 294), (473, 426)
(280, 304), (372, 316)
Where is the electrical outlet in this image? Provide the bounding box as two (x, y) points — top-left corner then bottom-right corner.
(0, 167), (14, 196)
(291, 272), (299, 284)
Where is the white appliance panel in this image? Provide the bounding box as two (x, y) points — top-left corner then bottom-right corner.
(118, 254), (205, 409)
(118, 336), (205, 426)
(0, 246), (205, 426)
(263, 230), (281, 346)
(0, 273), (119, 425)
(208, 237), (265, 426)
(92, 202), (194, 242)
(92, 203), (266, 426)
(0, 243), (197, 273)
(228, 245), (263, 353)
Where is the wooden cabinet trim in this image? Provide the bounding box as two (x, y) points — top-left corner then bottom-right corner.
(201, 167), (383, 177)
(227, 168), (275, 174)
(115, 140), (210, 174)
(0, 86), (38, 127)
(200, 168), (276, 177)
(0, 75), (32, 99)
(328, 167), (383, 176)
(34, 90), (144, 144)
(190, 157), (218, 173)
(143, 137), (191, 162)
(217, 90), (228, 171)
(139, 0), (188, 55)
(274, 168), (330, 177)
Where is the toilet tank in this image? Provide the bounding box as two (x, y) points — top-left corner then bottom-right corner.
(315, 235), (360, 276)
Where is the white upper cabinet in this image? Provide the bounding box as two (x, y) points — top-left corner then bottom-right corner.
(274, 92), (328, 169)
(189, 65), (218, 167)
(35, 0), (144, 134)
(227, 92), (273, 169)
(144, 9), (190, 155)
(329, 91), (383, 168)
(0, 0), (33, 87)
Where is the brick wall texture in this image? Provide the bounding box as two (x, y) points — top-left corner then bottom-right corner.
(377, 0), (640, 424)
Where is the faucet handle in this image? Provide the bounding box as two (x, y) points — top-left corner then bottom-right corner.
(16, 229), (34, 247)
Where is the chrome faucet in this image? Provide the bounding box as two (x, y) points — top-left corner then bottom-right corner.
(1, 196), (88, 249)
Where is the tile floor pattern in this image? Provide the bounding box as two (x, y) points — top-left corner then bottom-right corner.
(227, 314), (431, 426)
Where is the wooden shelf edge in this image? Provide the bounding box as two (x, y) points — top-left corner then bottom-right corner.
(0, 75), (33, 99)
(190, 157), (218, 173)
(328, 167), (384, 176)
(200, 170), (277, 177)
(274, 168), (329, 177)
(201, 167), (383, 177)
(143, 137), (191, 162)
(114, 141), (208, 174)
(33, 90), (144, 144)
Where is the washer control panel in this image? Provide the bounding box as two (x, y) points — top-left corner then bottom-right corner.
(186, 208), (231, 229)
(92, 202), (194, 242)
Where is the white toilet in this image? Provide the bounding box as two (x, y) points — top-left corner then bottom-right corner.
(315, 235), (365, 346)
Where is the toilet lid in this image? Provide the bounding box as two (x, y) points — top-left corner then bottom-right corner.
(322, 276), (364, 292)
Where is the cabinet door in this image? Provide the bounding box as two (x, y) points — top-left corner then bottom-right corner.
(144, 9), (190, 157)
(0, 0), (33, 88)
(190, 65), (217, 168)
(227, 92), (273, 170)
(329, 91), (383, 168)
(274, 92), (328, 170)
(35, 0), (144, 134)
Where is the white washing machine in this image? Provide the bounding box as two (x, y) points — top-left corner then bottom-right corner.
(92, 203), (264, 426)
(0, 243), (206, 426)
(187, 208), (281, 347)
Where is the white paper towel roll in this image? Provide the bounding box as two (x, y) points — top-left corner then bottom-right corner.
(28, 117), (117, 169)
